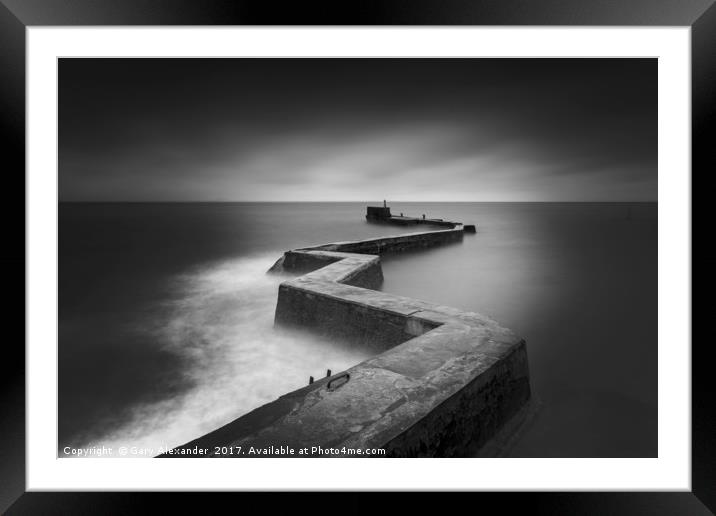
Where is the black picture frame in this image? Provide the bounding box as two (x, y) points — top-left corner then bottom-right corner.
(1, 1), (712, 514)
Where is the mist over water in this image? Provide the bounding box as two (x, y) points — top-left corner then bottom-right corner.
(69, 254), (369, 455)
(59, 202), (657, 457)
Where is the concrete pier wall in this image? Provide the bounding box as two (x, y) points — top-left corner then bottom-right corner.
(376, 343), (530, 456)
(274, 281), (440, 352)
(165, 221), (531, 458)
(302, 226), (464, 256)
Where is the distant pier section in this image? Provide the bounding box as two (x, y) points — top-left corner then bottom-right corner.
(366, 201), (476, 232)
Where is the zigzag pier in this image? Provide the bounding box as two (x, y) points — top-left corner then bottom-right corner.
(163, 206), (531, 457)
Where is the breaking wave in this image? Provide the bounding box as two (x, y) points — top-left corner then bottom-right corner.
(85, 253), (369, 456)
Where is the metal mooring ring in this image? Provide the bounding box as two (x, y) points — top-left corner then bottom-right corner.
(327, 373), (350, 391)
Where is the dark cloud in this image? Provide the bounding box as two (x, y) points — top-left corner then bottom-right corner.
(59, 58), (656, 201)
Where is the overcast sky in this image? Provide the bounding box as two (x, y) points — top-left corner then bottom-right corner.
(59, 58), (656, 202)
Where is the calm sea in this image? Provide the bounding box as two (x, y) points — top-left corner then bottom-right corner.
(59, 202), (657, 457)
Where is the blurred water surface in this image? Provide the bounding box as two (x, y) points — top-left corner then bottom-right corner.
(59, 202), (656, 457)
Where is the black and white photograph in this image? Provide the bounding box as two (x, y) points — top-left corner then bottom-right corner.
(2, 1), (712, 512)
(58, 57), (657, 459)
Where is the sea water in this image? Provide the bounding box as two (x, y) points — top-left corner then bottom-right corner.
(59, 202), (657, 457)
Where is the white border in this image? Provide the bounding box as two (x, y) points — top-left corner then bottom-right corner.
(27, 27), (691, 491)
